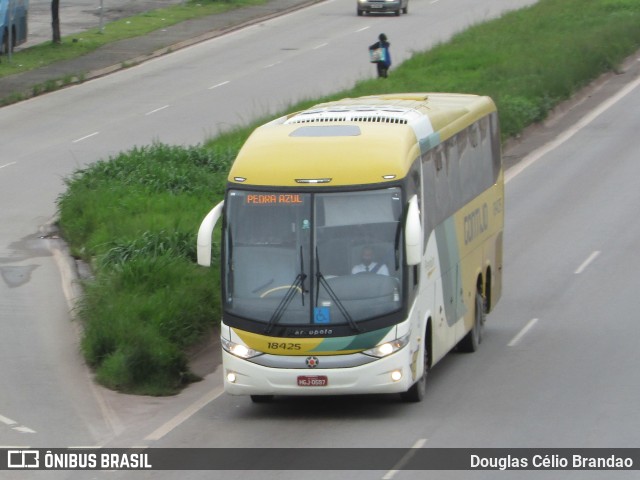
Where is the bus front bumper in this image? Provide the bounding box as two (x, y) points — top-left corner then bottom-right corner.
(221, 348), (417, 397)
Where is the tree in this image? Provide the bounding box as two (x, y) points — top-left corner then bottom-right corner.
(52, 0), (61, 44)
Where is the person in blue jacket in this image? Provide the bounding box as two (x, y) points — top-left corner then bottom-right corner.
(369, 33), (391, 78)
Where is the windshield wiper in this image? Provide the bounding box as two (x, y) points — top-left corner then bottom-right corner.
(315, 247), (360, 333)
(264, 246), (307, 335)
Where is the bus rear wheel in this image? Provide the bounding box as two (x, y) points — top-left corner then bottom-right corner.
(458, 291), (485, 352)
(1, 34), (9, 56)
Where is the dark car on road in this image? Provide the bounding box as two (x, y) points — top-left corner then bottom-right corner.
(357, 0), (408, 16)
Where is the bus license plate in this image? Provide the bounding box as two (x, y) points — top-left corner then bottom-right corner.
(297, 375), (328, 387)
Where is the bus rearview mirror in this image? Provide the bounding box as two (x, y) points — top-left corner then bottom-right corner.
(197, 201), (224, 266)
(405, 195), (422, 266)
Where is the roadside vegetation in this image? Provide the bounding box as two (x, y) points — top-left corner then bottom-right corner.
(56, 0), (640, 394)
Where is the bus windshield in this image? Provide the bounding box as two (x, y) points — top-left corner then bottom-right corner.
(224, 188), (403, 331)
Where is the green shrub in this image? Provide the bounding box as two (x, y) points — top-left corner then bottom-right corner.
(79, 255), (219, 394)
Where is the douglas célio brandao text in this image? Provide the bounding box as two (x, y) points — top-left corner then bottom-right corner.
(470, 454), (634, 470)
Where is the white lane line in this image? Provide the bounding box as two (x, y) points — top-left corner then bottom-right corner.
(72, 132), (99, 143)
(144, 385), (224, 441)
(0, 414), (17, 426)
(0, 414), (37, 434)
(12, 426), (36, 434)
(575, 250), (601, 274)
(508, 318), (539, 347)
(208, 80), (230, 90)
(263, 61), (282, 69)
(505, 73), (640, 184)
(382, 438), (427, 480)
(355, 26), (370, 33)
(145, 105), (170, 116)
(313, 43), (328, 50)
(0, 162), (16, 170)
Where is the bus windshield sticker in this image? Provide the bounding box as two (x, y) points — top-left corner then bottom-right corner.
(314, 306), (330, 324)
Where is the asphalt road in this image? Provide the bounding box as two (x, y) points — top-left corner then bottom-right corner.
(2, 0), (640, 476)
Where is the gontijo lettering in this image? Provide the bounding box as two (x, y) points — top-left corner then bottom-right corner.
(464, 203), (489, 245)
(246, 194), (304, 204)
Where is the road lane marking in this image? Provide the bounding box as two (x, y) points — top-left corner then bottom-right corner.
(313, 43), (328, 50)
(382, 438), (427, 479)
(508, 318), (539, 347)
(144, 385), (225, 441)
(355, 26), (370, 33)
(0, 414), (37, 434)
(0, 414), (17, 426)
(263, 61), (282, 69)
(72, 132), (99, 143)
(505, 73), (640, 184)
(208, 80), (230, 90)
(145, 105), (170, 116)
(12, 426), (36, 434)
(575, 250), (600, 274)
(0, 162), (16, 170)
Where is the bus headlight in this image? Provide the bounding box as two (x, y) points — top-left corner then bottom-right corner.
(363, 334), (409, 358)
(221, 337), (261, 359)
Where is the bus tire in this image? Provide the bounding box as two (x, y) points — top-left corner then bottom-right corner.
(1, 33), (8, 56)
(458, 291), (485, 353)
(400, 339), (428, 402)
(250, 395), (274, 403)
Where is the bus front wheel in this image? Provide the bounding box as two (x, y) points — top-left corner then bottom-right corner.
(401, 340), (429, 402)
(250, 395), (274, 403)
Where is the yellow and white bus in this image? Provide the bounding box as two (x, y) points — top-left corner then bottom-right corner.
(197, 93), (504, 402)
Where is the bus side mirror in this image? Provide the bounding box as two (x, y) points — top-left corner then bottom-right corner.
(197, 201), (224, 267)
(405, 195), (422, 266)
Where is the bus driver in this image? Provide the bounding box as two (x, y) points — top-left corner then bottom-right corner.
(351, 246), (389, 275)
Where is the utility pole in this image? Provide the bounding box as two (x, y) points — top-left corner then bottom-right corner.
(99, 0), (104, 33)
(8, 0), (14, 62)
(52, 0), (61, 44)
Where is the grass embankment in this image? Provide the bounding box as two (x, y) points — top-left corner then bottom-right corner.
(0, 0), (265, 104)
(56, 0), (640, 394)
